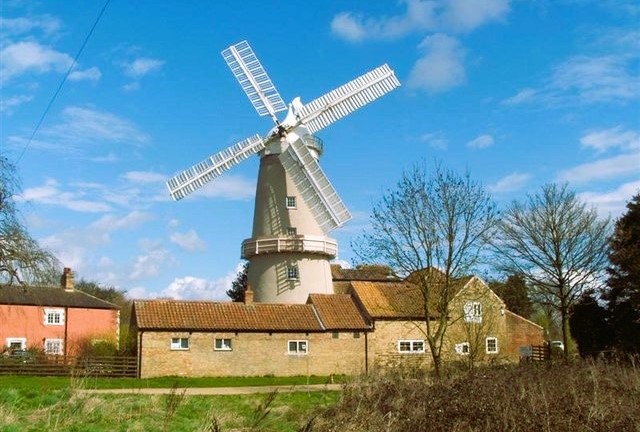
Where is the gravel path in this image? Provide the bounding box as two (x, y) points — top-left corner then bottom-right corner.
(79, 383), (342, 395)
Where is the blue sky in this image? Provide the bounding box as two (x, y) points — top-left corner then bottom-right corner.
(2, 0), (638, 300)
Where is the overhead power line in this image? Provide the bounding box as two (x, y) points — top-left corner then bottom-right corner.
(15, 0), (111, 165)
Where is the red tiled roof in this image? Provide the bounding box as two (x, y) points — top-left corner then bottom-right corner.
(308, 294), (371, 330)
(331, 264), (398, 281)
(0, 285), (118, 309)
(350, 281), (426, 319)
(133, 296), (371, 332)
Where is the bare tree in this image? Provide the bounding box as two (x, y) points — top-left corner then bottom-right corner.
(354, 164), (497, 376)
(0, 156), (60, 285)
(492, 183), (610, 358)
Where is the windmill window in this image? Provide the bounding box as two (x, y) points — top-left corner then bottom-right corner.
(486, 337), (498, 354)
(44, 339), (64, 355)
(287, 266), (299, 280)
(286, 227), (297, 237)
(44, 309), (65, 326)
(286, 196), (297, 209)
(170, 337), (189, 350)
(214, 338), (232, 351)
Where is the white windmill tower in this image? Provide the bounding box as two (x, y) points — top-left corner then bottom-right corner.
(167, 40), (400, 304)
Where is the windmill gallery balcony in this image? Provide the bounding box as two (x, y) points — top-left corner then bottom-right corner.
(241, 235), (337, 259)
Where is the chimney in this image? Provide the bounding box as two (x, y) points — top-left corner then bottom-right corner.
(244, 284), (253, 304)
(61, 267), (74, 291)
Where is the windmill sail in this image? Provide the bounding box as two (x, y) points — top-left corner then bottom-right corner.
(280, 138), (351, 233)
(222, 41), (286, 120)
(167, 134), (265, 201)
(297, 64), (400, 134)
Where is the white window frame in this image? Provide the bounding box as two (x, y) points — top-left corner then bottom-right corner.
(285, 196), (297, 209)
(455, 342), (470, 355)
(44, 338), (64, 355)
(170, 337), (189, 351)
(6, 338), (27, 351)
(463, 301), (482, 323)
(288, 340), (308, 355)
(287, 266), (299, 280)
(44, 308), (65, 326)
(214, 338), (232, 351)
(486, 337), (498, 354)
(397, 340), (425, 354)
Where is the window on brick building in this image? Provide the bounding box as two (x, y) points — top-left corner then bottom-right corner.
(44, 308), (64, 326)
(486, 337), (498, 354)
(170, 337), (189, 350)
(214, 338), (232, 351)
(397, 340), (425, 353)
(44, 339), (63, 355)
(288, 340), (308, 355)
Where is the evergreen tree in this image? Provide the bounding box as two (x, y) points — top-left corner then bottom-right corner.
(569, 291), (611, 357)
(605, 193), (640, 354)
(227, 262), (249, 302)
(489, 274), (534, 318)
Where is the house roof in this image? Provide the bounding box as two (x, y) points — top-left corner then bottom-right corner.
(331, 264), (398, 281)
(308, 294), (371, 330)
(350, 281), (427, 319)
(133, 295), (371, 332)
(0, 285), (119, 309)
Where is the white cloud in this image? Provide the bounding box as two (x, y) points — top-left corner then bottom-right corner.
(122, 82), (140, 92)
(20, 178), (112, 212)
(161, 263), (244, 301)
(0, 41), (72, 81)
(0, 94), (33, 112)
(558, 154), (640, 184)
(68, 66), (102, 82)
(502, 88), (536, 105)
(466, 134), (494, 149)
(408, 34), (465, 93)
(122, 171), (167, 184)
(420, 132), (448, 149)
(579, 180), (640, 218)
(0, 15), (61, 37)
(330, 0), (510, 41)
(170, 229), (207, 252)
(580, 126), (640, 153)
(123, 57), (164, 78)
(91, 210), (152, 232)
(488, 172), (531, 193)
(442, 0), (510, 32)
(130, 248), (173, 280)
(330, 0), (437, 42)
(193, 175), (255, 200)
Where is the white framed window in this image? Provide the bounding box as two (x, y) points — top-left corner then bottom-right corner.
(286, 227), (297, 237)
(397, 340), (425, 354)
(285, 196), (297, 209)
(44, 339), (64, 355)
(6, 338), (26, 351)
(455, 342), (470, 355)
(287, 266), (299, 280)
(486, 337), (498, 354)
(170, 337), (189, 350)
(463, 301), (482, 323)
(44, 308), (65, 326)
(288, 340), (308, 355)
(214, 338), (232, 351)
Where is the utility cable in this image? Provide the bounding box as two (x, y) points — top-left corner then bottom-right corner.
(14, 0), (111, 165)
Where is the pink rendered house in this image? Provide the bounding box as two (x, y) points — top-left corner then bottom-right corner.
(0, 268), (119, 356)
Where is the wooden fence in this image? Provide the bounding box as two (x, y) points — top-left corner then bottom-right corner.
(0, 355), (138, 377)
(519, 344), (551, 362)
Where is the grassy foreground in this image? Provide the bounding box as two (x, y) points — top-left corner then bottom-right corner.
(1, 362), (638, 431)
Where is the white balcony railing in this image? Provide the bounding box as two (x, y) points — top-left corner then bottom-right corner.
(241, 235), (337, 259)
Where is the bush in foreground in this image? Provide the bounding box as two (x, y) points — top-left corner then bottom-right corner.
(310, 361), (640, 432)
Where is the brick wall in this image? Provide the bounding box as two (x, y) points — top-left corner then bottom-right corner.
(139, 330), (367, 378)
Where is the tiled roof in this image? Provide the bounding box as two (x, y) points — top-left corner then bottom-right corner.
(308, 294), (371, 330)
(331, 264), (398, 281)
(350, 281), (427, 319)
(133, 297), (371, 332)
(0, 285), (118, 309)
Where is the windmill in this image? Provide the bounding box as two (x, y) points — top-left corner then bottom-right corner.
(167, 40), (400, 304)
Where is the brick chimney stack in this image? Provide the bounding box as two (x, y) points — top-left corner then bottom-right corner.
(61, 267), (74, 291)
(244, 284), (253, 304)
